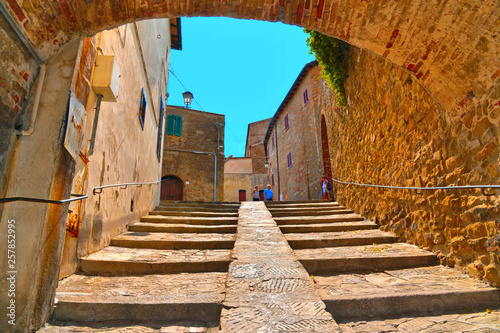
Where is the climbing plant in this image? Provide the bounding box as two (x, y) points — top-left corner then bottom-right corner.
(304, 29), (350, 106)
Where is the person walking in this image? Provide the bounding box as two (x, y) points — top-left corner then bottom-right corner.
(321, 174), (331, 201)
(251, 185), (260, 201)
(264, 184), (274, 201)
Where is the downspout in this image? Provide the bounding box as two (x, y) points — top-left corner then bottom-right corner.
(0, 1), (47, 137)
(275, 129), (281, 200)
(164, 148), (217, 202)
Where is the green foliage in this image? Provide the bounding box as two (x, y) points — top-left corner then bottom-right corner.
(305, 29), (349, 106)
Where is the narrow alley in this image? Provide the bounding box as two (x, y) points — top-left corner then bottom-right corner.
(40, 201), (500, 332)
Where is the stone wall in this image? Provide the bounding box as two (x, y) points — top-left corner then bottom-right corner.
(322, 46), (500, 286)
(162, 106), (225, 202)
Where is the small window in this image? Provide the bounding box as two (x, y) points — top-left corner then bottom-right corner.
(166, 115), (183, 136)
(284, 114), (289, 131)
(156, 96), (165, 161)
(303, 89), (309, 105)
(271, 174), (275, 186)
(267, 146), (270, 157)
(272, 135), (275, 149)
(287, 152), (293, 168)
(139, 88), (147, 130)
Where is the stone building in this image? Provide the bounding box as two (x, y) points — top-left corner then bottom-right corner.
(161, 105), (225, 202)
(0, 17), (179, 331)
(224, 118), (270, 201)
(264, 61), (326, 201)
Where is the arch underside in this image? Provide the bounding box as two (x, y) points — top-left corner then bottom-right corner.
(2, 0), (499, 116)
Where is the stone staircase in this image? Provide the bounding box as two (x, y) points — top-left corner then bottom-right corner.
(266, 200), (500, 322)
(49, 201), (240, 328)
(41, 200), (500, 332)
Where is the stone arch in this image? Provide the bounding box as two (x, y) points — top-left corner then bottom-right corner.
(3, 0), (498, 116)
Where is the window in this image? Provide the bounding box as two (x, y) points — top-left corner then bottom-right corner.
(271, 174), (275, 186)
(156, 96), (165, 161)
(272, 135), (275, 149)
(267, 146), (270, 157)
(303, 89), (309, 105)
(284, 114), (289, 131)
(166, 115), (183, 136)
(287, 152), (293, 168)
(139, 88), (147, 130)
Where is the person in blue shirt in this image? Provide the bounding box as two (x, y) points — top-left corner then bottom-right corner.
(264, 184), (274, 201)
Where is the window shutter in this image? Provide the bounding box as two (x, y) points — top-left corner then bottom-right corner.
(174, 116), (182, 136)
(166, 115), (175, 135)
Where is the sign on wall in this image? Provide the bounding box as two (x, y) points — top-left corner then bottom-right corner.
(64, 91), (87, 160)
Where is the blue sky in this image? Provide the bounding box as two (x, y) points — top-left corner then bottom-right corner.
(167, 17), (315, 157)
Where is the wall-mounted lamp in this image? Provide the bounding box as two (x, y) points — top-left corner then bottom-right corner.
(264, 161), (270, 169)
(182, 91), (193, 108)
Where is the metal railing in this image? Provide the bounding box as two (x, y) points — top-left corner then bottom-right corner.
(331, 178), (499, 196)
(0, 194), (88, 204)
(0, 179), (163, 205)
(93, 180), (162, 195)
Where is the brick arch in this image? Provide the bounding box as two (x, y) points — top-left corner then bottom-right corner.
(4, 0), (499, 114)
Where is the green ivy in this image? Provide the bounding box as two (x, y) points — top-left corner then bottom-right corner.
(305, 29), (350, 106)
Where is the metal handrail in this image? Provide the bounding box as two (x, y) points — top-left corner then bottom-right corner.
(331, 178), (499, 196)
(93, 180), (162, 195)
(0, 194), (88, 204)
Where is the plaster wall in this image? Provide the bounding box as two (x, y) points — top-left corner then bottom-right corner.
(224, 173), (268, 202)
(0, 39), (80, 332)
(61, 20), (170, 277)
(225, 158), (252, 174)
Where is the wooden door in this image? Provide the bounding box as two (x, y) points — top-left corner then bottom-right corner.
(238, 190), (246, 202)
(160, 176), (183, 201)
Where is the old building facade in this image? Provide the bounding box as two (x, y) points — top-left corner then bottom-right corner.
(265, 61), (326, 201)
(161, 105), (225, 202)
(224, 118), (270, 202)
(0, 18), (178, 331)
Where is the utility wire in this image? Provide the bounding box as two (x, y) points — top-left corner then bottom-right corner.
(168, 64), (244, 150)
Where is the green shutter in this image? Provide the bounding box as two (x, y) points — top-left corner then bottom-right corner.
(166, 115), (175, 135)
(174, 116), (182, 136)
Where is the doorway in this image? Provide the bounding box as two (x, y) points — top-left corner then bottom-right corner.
(321, 114), (332, 178)
(238, 189), (246, 201)
(160, 176), (183, 201)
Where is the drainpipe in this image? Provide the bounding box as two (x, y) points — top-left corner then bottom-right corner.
(87, 94), (103, 155)
(0, 1), (47, 137)
(164, 148), (217, 202)
(275, 129), (281, 200)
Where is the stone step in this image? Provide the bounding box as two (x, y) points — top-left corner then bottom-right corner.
(129, 222), (237, 234)
(79, 246), (231, 275)
(274, 214), (365, 225)
(110, 232), (235, 250)
(315, 266), (500, 321)
(285, 230), (397, 249)
(141, 215), (238, 225)
(265, 201), (340, 208)
(155, 205), (239, 213)
(296, 243), (438, 274)
(267, 206), (346, 213)
(269, 209), (354, 217)
(280, 221), (379, 233)
(149, 210), (239, 217)
(52, 273), (226, 322)
(265, 199), (328, 204)
(159, 200), (240, 207)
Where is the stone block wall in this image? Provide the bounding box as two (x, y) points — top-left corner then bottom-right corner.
(162, 106), (225, 202)
(322, 46), (500, 285)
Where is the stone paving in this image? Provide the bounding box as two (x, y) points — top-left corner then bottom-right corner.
(219, 201), (341, 332)
(39, 201), (500, 332)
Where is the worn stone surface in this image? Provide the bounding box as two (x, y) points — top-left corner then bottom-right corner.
(338, 309), (500, 333)
(220, 201), (341, 332)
